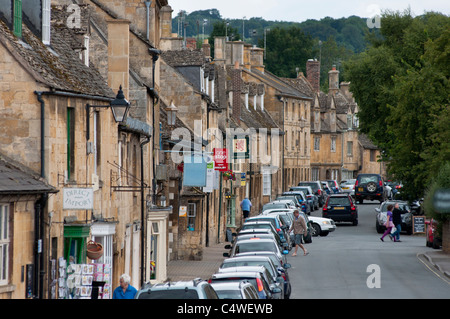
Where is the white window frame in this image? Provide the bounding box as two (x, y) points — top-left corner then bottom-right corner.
(262, 167), (272, 196)
(0, 205), (10, 286)
(42, 0), (51, 45)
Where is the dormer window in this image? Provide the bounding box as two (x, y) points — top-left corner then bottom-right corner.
(42, 0), (51, 45)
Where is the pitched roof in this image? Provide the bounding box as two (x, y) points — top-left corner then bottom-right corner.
(0, 14), (114, 98)
(0, 154), (57, 195)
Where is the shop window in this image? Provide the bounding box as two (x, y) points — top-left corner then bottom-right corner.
(63, 226), (89, 264)
(0, 205), (10, 285)
(226, 198), (236, 227)
(187, 203), (196, 231)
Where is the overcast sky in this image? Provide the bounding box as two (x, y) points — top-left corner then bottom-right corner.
(168, 0), (449, 22)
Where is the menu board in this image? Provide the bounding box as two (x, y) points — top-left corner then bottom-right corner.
(413, 216), (426, 234)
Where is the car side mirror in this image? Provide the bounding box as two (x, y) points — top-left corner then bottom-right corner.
(224, 245), (231, 249)
(282, 250), (289, 255)
(223, 253), (230, 258)
(283, 263), (291, 269)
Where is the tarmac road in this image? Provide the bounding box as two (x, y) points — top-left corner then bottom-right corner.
(288, 201), (450, 299)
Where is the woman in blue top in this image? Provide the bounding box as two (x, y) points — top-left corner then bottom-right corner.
(380, 204), (394, 242)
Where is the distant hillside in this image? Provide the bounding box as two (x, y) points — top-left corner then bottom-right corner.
(172, 9), (372, 53)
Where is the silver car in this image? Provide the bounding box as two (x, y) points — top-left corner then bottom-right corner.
(340, 179), (356, 197)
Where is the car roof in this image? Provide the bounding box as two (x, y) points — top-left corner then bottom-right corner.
(223, 256), (272, 263)
(144, 278), (206, 290)
(236, 238), (277, 244)
(210, 281), (253, 290)
(218, 266), (266, 273)
(238, 229), (272, 234)
(328, 193), (351, 197)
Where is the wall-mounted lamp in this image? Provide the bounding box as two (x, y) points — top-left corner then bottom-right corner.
(166, 101), (178, 128)
(86, 85), (130, 140)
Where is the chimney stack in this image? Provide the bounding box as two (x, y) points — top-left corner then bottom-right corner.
(107, 19), (130, 100)
(328, 65), (339, 95)
(306, 59), (320, 93)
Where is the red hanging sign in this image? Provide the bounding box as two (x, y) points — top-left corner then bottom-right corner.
(213, 148), (228, 171)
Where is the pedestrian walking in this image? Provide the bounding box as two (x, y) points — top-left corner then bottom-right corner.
(240, 197), (252, 221)
(390, 203), (402, 242)
(112, 274), (137, 299)
(380, 204), (394, 242)
(288, 210), (309, 256)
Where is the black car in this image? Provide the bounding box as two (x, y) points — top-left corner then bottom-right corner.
(297, 181), (327, 207)
(354, 174), (387, 203)
(322, 194), (358, 226)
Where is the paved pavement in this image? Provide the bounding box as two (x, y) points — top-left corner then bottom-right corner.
(167, 242), (227, 282)
(419, 250), (450, 282)
(167, 242), (450, 284)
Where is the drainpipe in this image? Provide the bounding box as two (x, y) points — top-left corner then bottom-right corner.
(33, 91), (47, 299)
(140, 136), (150, 287)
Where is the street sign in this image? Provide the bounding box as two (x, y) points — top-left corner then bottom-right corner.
(433, 188), (450, 214)
(213, 148), (228, 171)
(63, 188), (93, 210)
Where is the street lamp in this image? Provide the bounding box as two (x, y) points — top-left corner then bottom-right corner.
(110, 85), (130, 123)
(166, 101), (178, 128)
(86, 85), (131, 141)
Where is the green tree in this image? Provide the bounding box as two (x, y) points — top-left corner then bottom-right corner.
(208, 20), (241, 58)
(345, 10), (450, 200)
(258, 25), (315, 78)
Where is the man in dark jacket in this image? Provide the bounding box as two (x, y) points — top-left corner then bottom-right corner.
(391, 203), (403, 242)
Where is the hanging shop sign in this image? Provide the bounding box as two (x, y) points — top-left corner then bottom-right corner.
(233, 136), (249, 159)
(63, 188), (94, 210)
(213, 148), (229, 171)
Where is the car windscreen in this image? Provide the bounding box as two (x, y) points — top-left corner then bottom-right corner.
(359, 175), (379, 184)
(235, 241), (277, 254)
(211, 278), (257, 289)
(137, 289), (199, 299)
(241, 224), (271, 231)
(215, 290), (243, 299)
(222, 261), (275, 276)
(328, 197), (350, 206)
(263, 204), (286, 210)
(298, 183), (319, 191)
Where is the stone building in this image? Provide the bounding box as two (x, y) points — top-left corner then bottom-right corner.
(0, 0), (170, 298)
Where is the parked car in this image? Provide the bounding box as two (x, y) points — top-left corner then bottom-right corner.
(209, 266), (282, 299)
(271, 199), (298, 210)
(325, 180), (341, 193)
(262, 202), (290, 213)
(298, 181), (327, 207)
(225, 238), (289, 262)
(322, 193), (358, 225)
(245, 215), (290, 244)
(307, 216), (336, 236)
(230, 230), (289, 252)
(375, 200), (414, 234)
(321, 181), (333, 195)
(276, 195), (307, 213)
(354, 174), (387, 203)
(219, 256), (289, 298)
(135, 278), (218, 299)
(385, 181), (403, 199)
(234, 251), (291, 272)
(234, 228), (286, 247)
(280, 190), (311, 214)
(210, 281), (260, 299)
(288, 187), (319, 210)
(340, 179), (356, 197)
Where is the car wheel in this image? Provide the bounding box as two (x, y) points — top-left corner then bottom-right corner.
(376, 222), (383, 234)
(352, 219), (358, 226)
(312, 224), (321, 237)
(367, 182), (377, 193)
